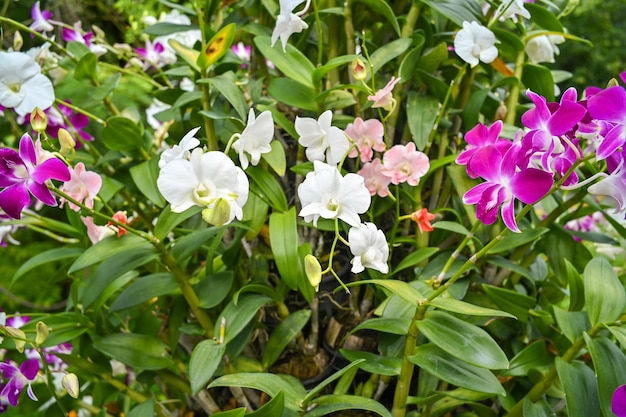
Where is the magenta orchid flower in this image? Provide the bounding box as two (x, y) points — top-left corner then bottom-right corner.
(29, 1), (54, 34)
(232, 42), (252, 67)
(463, 142), (554, 232)
(136, 39), (169, 70)
(613, 385), (626, 417)
(62, 22), (106, 56)
(0, 359), (39, 406)
(588, 157), (626, 218)
(587, 85), (626, 160)
(346, 117), (385, 162)
(0, 134), (71, 219)
(456, 120), (512, 178)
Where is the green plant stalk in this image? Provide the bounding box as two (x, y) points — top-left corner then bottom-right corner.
(326, 0), (340, 86)
(313, 0), (324, 66)
(506, 323), (602, 417)
(0, 16), (71, 56)
(504, 50), (526, 126)
(34, 344), (72, 416)
(427, 128), (449, 212)
(199, 69), (219, 151)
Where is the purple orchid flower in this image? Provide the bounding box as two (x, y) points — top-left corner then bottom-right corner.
(463, 141), (554, 232)
(588, 154), (626, 218)
(0, 359), (39, 406)
(0, 134), (70, 219)
(587, 85), (626, 160)
(456, 120), (512, 179)
(613, 385), (626, 417)
(29, 1), (53, 34)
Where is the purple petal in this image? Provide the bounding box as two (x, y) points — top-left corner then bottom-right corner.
(468, 146), (503, 182)
(2, 380), (21, 406)
(18, 134), (37, 167)
(0, 362), (18, 379)
(560, 87), (579, 103)
(510, 168), (553, 204)
(0, 184), (31, 219)
(597, 124), (626, 160)
(154, 42), (165, 53)
(476, 184), (507, 225)
(0, 148), (23, 187)
(547, 100), (586, 136)
(464, 122), (490, 146)
(612, 385), (626, 417)
(588, 86), (626, 123)
(20, 359), (39, 380)
(501, 198), (519, 232)
(31, 157), (70, 183)
(28, 181), (57, 206)
(522, 90), (551, 129)
(463, 182), (494, 205)
(500, 142), (524, 179)
(26, 383), (38, 402)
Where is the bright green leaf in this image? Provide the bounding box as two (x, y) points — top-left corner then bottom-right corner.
(370, 38), (412, 75)
(69, 235), (154, 273)
(215, 294), (272, 343)
(74, 52), (97, 81)
(102, 116), (145, 153)
(483, 284), (536, 322)
(584, 257), (625, 325)
(13, 247), (83, 284)
(406, 92), (439, 150)
(130, 157), (166, 207)
(254, 36), (315, 87)
(269, 208), (302, 290)
(428, 297), (516, 319)
(262, 310), (311, 369)
(247, 166), (288, 212)
(353, 0), (400, 36)
(555, 358), (600, 417)
(584, 334), (626, 417)
(346, 279), (424, 306)
(304, 394), (392, 417)
(340, 349), (401, 376)
(200, 73), (248, 120)
(190, 339), (227, 394)
(110, 273), (179, 312)
(93, 333), (174, 370)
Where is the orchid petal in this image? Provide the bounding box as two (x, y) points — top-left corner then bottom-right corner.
(588, 86), (626, 123)
(31, 157), (71, 183)
(509, 168), (553, 204)
(0, 184), (31, 219)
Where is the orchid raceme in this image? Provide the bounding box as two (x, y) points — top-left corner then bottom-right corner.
(157, 148), (248, 225)
(296, 110), (350, 165)
(0, 134), (70, 219)
(232, 109), (274, 169)
(298, 161), (370, 227)
(0, 51), (55, 117)
(348, 222), (389, 274)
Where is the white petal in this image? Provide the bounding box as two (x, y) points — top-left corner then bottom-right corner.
(13, 74), (54, 116)
(157, 159), (198, 212)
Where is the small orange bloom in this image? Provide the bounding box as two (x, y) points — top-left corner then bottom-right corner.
(411, 208), (436, 233)
(108, 211), (128, 237)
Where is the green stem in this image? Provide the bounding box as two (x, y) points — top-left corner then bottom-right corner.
(504, 50), (526, 126)
(55, 99), (107, 125)
(0, 16), (71, 57)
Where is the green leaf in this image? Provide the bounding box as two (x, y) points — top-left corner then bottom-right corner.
(340, 349), (402, 376)
(215, 294), (272, 343)
(525, 3), (563, 32)
(154, 205), (202, 240)
(463, 88), (490, 130)
(304, 395), (392, 417)
(503, 340), (554, 377)
(196, 271), (234, 309)
(391, 247), (439, 276)
(144, 22), (199, 36)
(268, 78), (317, 112)
(19, 312), (87, 347)
(74, 52), (98, 81)
(303, 360), (365, 405)
(92, 73), (121, 100)
(254, 36), (315, 87)
(553, 307), (590, 343)
(249, 390), (285, 417)
(555, 358), (600, 417)
(197, 23), (236, 70)
(483, 284), (536, 322)
(208, 373), (306, 411)
(353, 0), (400, 36)
(607, 327), (626, 351)
(432, 220), (470, 236)
(242, 192), (269, 240)
(351, 317), (409, 335)
(69, 235), (154, 273)
(12, 247), (83, 284)
(486, 256), (535, 282)
(93, 333), (174, 370)
(370, 38), (412, 74)
(522, 64), (555, 102)
(312, 55), (361, 86)
(398, 37), (426, 83)
(406, 92), (439, 150)
(247, 166), (288, 212)
(200, 73), (248, 120)
(127, 399), (154, 417)
(523, 398), (554, 417)
(102, 116), (145, 153)
(417, 310), (509, 369)
(110, 273), (179, 312)
(189, 339), (227, 394)
(488, 227), (549, 253)
(262, 309), (311, 369)
(210, 410), (245, 417)
(130, 157), (166, 207)
(421, 0), (484, 26)
(428, 297), (516, 319)
(262, 140), (287, 176)
(584, 334), (626, 417)
(584, 257), (625, 325)
(168, 39), (200, 73)
(269, 208), (302, 290)
(409, 344), (505, 396)
(171, 226), (220, 261)
(346, 279), (424, 306)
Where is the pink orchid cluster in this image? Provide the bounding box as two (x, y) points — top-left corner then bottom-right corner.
(457, 77), (626, 232)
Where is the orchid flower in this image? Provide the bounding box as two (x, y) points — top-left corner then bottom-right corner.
(81, 216), (115, 244)
(367, 77), (401, 111)
(296, 110), (350, 165)
(358, 159), (392, 198)
(454, 21), (498, 67)
(29, 1), (54, 34)
(0, 51), (54, 116)
(587, 85), (626, 160)
(348, 222), (389, 274)
(158, 127), (201, 169)
(62, 22), (107, 56)
(346, 117), (385, 162)
(0, 134), (70, 219)
(495, 0), (531, 22)
(232, 42), (252, 67)
(588, 158), (626, 218)
(0, 359), (39, 406)
(525, 34), (565, 64)
(381, 142), (430, 186)
(232, 109), (274, 169)
(462, 141), (554, 232)
(60, 163), (102, 210)
(136, 39), (169, 70)
(456, 120), (512, 179)
(411, 208), (436, 233)
(298, 161), (371, 227)
(271, 0), (310, 51)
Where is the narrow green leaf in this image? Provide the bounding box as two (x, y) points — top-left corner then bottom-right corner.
(428, 297), (516, 319)
(69, 235), (154, 273)
(171, 226), (219, 261)
(208, 373), (306, 411)
(144, 22), (199, 36)
(522, 63), (555, 102)
(483, 284), (536, 322)
(607, 327), (626, 351)
(312, 55), (360, 86)
(523, 398), (554, 417)
(409, 344), (505, 396)
(555, 358), (600, 417)
(110, 273), (178, 312)
(502, 340), (553, 377)
(215, 294), (272, 343)
(351, 317), (409, 335)
(262, 310), (311, 369)
(584, 334), (626, 417)
(525, 3), (563, 32)
(168, 39), (200, 72)
(190, 340), (227, 394)
(463, 88), (490, 130)
(584, 257), (625, 325)
(370, 38), (412, 74)
(340, 349), (402, 376)
(353, 0), (400, 36)
(247, 166), (288, 212)
(346, 279), (424, 306)
(486, 256), (535, 281)
(154, 205), (202, 240)
(417, 311), (509, 369)
(254, 36), (315, 87)
(13, 247), (83, 283)
(303, 360), (365, 405)
(391, 247), (439, 276)
(488, 227), (549, 253)
(197, 23), (236, 70)
(93, 333), (174, 370)
(421, 0), (484, 26)
(249, 390), (285, 417)
(210, 410), (245, 417)
(19, 312), (87, 347)
(406, 92), (439, 150)
(200, 73), (248, 120)
(130, 157), (166, 207)
(552, 307), (590, 343)
(269, 208), (302, 290)
(432, 220), (470, 236)
(262, 140), (287, 176)
(304, 395), (392, 417)
(268, 78), (317, 112)
(398, 37), (426, 82)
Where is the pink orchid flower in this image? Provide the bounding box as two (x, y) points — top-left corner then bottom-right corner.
(358, 158), (391, 197)
(346, 117), (385, 162)
(368, 77), (401, 111)
(61, 163), (102, 210)
(381, 142), (430, 186)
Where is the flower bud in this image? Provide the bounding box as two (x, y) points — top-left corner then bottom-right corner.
(351, 58), (368, 81)
(30, 107), (48, 133)
(58, 128), (76, 155)
(202, 198), (232, 226)
(62, 373), (80, 398)
(304, 254), (322, 292)
(3, 326), (26, 352)
(13, 31), (24, 51)
(36, 321), (49, 345)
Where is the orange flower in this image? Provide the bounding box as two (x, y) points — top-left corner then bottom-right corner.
(108, 211), (128, 237)
(411, 208), (436, 233)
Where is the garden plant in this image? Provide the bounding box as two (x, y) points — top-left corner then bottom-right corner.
(1, 0), (626, 416)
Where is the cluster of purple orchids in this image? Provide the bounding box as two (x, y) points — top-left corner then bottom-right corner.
(457, 76), (626, 232)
